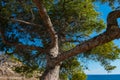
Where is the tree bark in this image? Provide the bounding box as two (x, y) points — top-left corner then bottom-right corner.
(54, 29), (120, 65)
(40, 62), (60, 80)
(32, 1), (120, 80)
(42, 66), (60, 80)
(1, 0), (120, 80)
(40, 41), (60, 80)
(33, 1), (61, 80)
(54, 10), (120, 65)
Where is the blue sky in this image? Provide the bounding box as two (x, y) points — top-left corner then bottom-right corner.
(84, 2), (120, 74)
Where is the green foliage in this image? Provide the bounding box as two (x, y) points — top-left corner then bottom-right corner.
(13, 64), (43, 78)
(48, 0), (105, 37)
(86, 41), (120, 60)
(61, 42), (75, 51)
(84, 41), (120, 71)
(105, 65), (116, 72)
(60, 42), (86, 79)
(0, 0), (120, 80)
(60, 57), (86, 80)
(71, 71), (86, 80)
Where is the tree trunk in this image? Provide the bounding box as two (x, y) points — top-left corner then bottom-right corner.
(40, 34), (60, 80)
(40, 48), (60, 80)
(32, 1), (61, 79)
(40, 64), (60, 80)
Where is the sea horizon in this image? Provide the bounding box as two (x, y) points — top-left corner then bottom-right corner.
(87, 74), (120, 80)
(87, 74), (120, 75)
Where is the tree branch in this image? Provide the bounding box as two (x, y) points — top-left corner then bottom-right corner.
(15, 44), (47, 53)
(54, 10), (120, 65)
(55, 29), (120, 65)
(33, 0), (58, 47)
(0, 15), (42, 28)
(62, 39), (82, 43)
(11, 18), (42, 28)
(0, 29), (47, 53)
(0, 14), (48, 53)
(107, 10), (120, 31)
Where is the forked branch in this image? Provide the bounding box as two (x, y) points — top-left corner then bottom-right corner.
(54, 10), (120, 65)
(33, 0), (58, 47)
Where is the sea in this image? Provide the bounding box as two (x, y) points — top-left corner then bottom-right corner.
(87, 74), (120, 80)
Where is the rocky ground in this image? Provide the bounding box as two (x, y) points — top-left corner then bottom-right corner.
(0, 54), (39, 80)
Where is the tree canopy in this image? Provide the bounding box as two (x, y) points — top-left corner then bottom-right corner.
(0, 0), (120, 80)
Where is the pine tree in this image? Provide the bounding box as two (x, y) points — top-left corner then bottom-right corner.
(0, 0), (120, 80)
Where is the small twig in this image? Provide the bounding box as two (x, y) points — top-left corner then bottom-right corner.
(11, 18), (42, 27)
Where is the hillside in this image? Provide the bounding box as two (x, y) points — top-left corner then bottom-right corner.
(0, 54), (39, 80)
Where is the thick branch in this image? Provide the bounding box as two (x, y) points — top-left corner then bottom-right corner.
(54, 10), (120, 65)
(107, 10), (120, 31)
(55, 29), (120, 65)
(33, 0), (58, 47)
